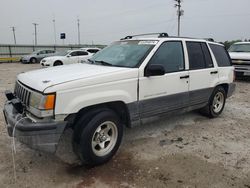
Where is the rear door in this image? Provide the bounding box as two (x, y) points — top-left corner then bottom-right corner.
(77, 51), (92, 63)
(186, 41), (219, 106)
(68, 51), (80, 64)
(139, 40), (189, 118)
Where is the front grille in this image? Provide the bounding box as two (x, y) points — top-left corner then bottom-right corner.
(14, 81), (31, 106)
(232, 59), (250, 66)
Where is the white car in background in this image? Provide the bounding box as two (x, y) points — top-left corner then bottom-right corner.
(40, 50), (93, 67)
(80, 47), (101, 54)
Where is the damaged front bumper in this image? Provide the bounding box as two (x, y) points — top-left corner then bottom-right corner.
(3, 101), (67, 153)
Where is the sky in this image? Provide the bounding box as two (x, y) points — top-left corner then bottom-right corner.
(0, 0), (250, 45)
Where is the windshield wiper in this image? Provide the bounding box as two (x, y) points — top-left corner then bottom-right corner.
(87, 59), (113, 66)
(95, 60), (113, 66)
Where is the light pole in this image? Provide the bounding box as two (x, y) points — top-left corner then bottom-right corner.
(53, 16), (57, 45)
(11, 26), (16, 44)
(32, 23), (38, 45)
(77, 18), (80, 45)
(174, 0), (184, 37)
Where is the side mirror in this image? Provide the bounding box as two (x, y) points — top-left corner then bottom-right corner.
(37, 53), (40, 55)
(66, 55), (71, 58)
(145, 64), (165, 77)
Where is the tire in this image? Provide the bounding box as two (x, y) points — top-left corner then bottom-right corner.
(54, 61), (63, 66)
(73, 109), (123, 166)
(30, 57), (37, 64)
(200, 86), (226, 118)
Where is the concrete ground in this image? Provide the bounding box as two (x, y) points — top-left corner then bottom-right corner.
(0, 63), (250, 188)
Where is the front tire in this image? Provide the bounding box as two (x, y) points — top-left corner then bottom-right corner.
(74, 109), (123, 166)
(30, 57), (37, 63)
(200, 86), (226, 118)
(54, 61), (63, 66)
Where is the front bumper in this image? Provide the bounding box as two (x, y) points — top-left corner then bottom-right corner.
(3, 101), (67, 153)
(233, 65), (250, 75)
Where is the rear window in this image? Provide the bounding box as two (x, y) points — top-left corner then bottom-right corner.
(209, 44), (231, 67)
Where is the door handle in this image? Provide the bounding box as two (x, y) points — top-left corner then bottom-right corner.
(210, 71), (218, 74)
(180, 75), (189, 79)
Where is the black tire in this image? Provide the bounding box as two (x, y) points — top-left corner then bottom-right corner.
(200, 86), (226, 118)
(30, 57), (37, 64)
(74, 109), (123, 166)
(54, 61), (63, 66)
(72, 108), (106, 156)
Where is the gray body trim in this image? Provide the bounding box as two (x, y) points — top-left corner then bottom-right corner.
(128, 87), (215, 127)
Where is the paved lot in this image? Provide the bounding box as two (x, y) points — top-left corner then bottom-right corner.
(0, 63), (250, 188)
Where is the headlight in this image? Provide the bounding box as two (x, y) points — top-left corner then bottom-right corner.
(29, 92), (56, 117)
(42, 59), (46, 62)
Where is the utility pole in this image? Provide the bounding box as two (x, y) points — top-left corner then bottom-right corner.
(11, 26), (16, 44)
(32, 23), (38, 45)
(53, 16), (57, 45)
(77, 17), (80, 45)
(174, 0), (184, 37)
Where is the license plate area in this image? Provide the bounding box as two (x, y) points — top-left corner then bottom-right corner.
(244, 72), (250, 76)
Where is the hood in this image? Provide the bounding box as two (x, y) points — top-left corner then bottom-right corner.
(21, 54), (33, 59)
(17, 63), (136, 92)
(42, 56), (64, 61)
(229, 52), (250, 60)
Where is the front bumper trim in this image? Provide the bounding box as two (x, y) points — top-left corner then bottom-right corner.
(3, 101), (67, 153)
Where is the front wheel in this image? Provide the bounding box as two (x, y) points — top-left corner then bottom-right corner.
(74, 109), (123, 166)
(200, 86), (226, 118)
(30, 57), (37, 63)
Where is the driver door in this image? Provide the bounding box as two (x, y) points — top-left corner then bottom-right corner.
(139, 41), (189, 119)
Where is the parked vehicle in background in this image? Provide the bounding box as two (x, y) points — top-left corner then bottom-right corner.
(228, 42), (250, 77)
(40, 50), (93, 67)
(3, 33), (235, 166)
(80, 47), (101, 54)
(20, 50), (57, 64)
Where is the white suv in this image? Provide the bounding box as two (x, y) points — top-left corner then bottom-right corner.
(3, 33), (235, 166)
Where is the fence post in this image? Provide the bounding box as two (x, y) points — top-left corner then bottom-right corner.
(8, 46), (12, 62)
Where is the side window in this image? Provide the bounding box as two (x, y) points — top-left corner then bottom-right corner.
(47, 50), (55, 54)
(70, 51), (78, 56)
(77, 51), (89, 56)
(148, 41), (184, 73)
(87, 49), (99, 53)
(209, 44), (232, 67)
(186, 42), (206, 70)
(39, 50), (45, 55)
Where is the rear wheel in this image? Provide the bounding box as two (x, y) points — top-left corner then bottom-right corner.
(73, 109), (123, 166)
(200, 86), (226, 118)
(54, 61), (63, 66)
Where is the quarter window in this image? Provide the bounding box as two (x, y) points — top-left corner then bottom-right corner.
(148, 41), (184, 73)
(209, 44), (231, 67)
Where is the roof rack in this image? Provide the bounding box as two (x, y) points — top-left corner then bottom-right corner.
(120, 33), (169, 40)
(205, 38), (215, 42)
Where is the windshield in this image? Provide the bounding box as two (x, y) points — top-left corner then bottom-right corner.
(31, 50), (41, 54)
(89, 40), (157, 68)
(228, 44), (250, 52)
